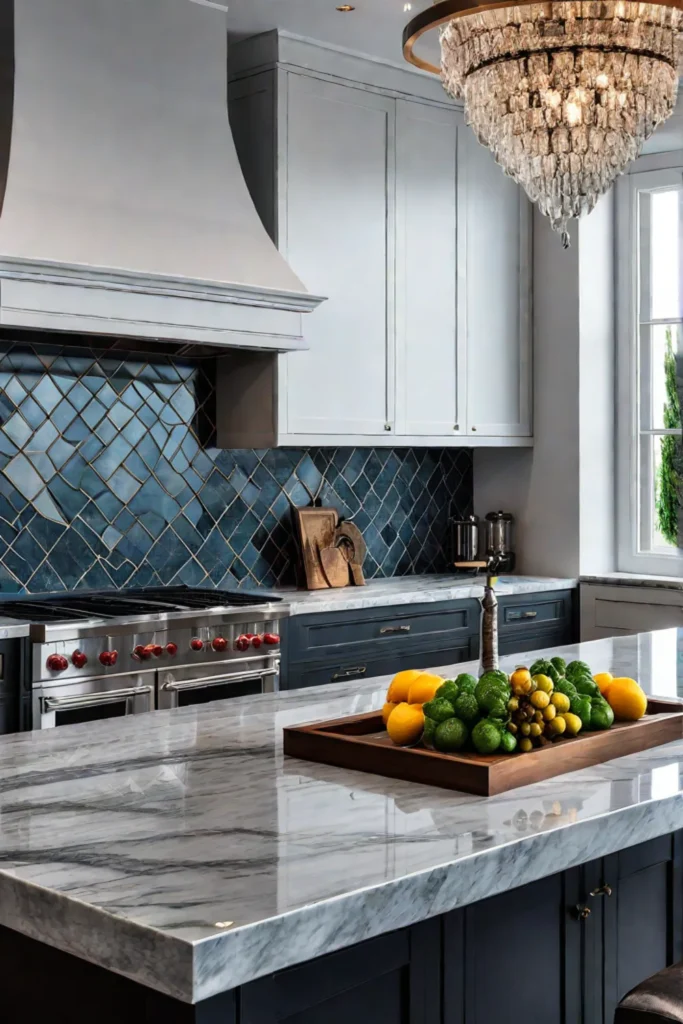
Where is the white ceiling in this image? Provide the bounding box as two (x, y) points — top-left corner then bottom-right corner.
(226, 0), (432, 66)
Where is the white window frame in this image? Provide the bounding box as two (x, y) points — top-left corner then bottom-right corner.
(616, 152), (683, 576)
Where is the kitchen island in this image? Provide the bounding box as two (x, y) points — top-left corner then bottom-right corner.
(2, 630), (683, 1023)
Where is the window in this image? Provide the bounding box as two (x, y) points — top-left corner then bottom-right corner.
(617, 161), (683, 576)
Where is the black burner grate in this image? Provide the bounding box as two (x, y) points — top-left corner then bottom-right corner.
(0, 586), (281, 623)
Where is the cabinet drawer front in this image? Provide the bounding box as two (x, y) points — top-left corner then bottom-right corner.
(288, 600), (479, 664)
(594, 597), (683, 634)
(498, 628), (572, 659)
(286, 641), (474, 690)
(499, 591), (573, 633)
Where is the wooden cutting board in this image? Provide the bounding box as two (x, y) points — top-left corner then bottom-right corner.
(293, 507), (339, 590)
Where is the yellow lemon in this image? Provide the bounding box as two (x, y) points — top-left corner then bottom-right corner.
(593, 672), (613, 695)
(386, 702), (425, 746)
(386, 669), (424, 704)
(382, 701), (397, 726)
(606, 679), (648, 721)
(407, 672), (444, 705)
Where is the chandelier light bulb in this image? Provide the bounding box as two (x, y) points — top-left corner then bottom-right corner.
(403, 0), (683, 246)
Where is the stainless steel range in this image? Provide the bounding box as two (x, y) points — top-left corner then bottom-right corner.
(0, 587), (288, 729)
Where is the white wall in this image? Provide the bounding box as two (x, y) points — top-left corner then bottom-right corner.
(474, 196), (615, 578)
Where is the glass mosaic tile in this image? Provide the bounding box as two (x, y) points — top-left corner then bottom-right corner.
(0, 340), (473, 591)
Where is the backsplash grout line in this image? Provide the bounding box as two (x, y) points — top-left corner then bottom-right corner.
(0, 339), (473, 592)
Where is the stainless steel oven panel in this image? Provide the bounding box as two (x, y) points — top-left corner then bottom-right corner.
(157, 655), (279, 711)
(30, 604), (289, 644)
(34, 670), (156, 729)
(34, 621), (281, 683)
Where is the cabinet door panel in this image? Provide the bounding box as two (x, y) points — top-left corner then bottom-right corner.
(395, 101), (461, 437)
(602, 834), (683, 1023)
(464, 135), (532, 438)
(283, 74), (394, 436)
(444, 870), (581, 1024)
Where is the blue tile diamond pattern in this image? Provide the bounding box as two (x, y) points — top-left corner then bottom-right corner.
(0, 341), (473, 592)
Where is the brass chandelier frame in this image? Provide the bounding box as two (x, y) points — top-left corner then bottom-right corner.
(403, 0), (683, 74)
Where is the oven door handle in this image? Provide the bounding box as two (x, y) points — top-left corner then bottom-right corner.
(43, 686), (154, 712)
(161, 668), (279, 694)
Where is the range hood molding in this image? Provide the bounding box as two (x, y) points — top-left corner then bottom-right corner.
(0, 0), (324, 350)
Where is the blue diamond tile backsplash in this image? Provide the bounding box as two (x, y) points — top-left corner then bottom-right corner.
(0, 340), (473, 592)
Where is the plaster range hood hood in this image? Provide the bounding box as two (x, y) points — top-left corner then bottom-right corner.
(0, 0), (324, 350)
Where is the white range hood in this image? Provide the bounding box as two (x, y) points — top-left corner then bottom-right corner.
(0, 0), (324, 349)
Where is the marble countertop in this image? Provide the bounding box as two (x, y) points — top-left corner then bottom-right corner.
(582, 572), (683, 591)
(279, 573), (578, 615)
(2, 634), (683, 1002)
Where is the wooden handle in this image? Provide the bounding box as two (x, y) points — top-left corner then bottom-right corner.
(454, 561), (488, 568)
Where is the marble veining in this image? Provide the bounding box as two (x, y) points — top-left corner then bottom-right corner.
(0, 630), (683, 1003)
(282, 573), (578, 615)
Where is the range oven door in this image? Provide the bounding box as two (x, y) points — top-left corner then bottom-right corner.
(34, 672), (155, 729)
(157, 655), (279, 711)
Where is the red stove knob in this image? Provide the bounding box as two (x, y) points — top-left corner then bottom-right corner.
(99, 650), (118, 667)
(46, 654), (68, 672)
(132, 644), (149, 661)
(166, 642), (178, 656)
(71, 650), (88, 669)
(263, 633), (281, 646)
(190, 638), (204, 651)
(251, 634), (263, 649)
(235, 635), (250, 652)
(212, 637), (228, 652)
(145, 644), (163, 658)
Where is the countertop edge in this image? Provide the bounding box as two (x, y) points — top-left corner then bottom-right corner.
(187, 779), (683, 1001)
(285, 577), (578, 616)
(0, 869), (195, 1004)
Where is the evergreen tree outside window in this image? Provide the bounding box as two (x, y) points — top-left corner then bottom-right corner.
(656, 328), (681, 546)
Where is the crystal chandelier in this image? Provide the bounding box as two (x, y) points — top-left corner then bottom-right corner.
(404, 0), (683, 245)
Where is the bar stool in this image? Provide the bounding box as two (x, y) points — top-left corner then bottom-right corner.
(616, 963), (683, 1022)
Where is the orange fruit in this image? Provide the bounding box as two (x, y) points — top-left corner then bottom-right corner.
(386, 669), (424, 704)
(605, 678), (648, 721)
(510, 668), (531, 695)
(407, 672), (444, 705)
(593, 672), (613, 695)
(382, 701), (397, 726)
(386, 702), (425, 746)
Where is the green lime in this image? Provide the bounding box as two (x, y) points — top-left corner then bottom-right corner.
(423, 697), (455, 724)
(476, 680), (511, 714)
(455, 673), (477, 693)
(435, 680), (459, 704)
(471, 718), (502, 755)
(499, 730), (518, 754)
(478, 671), (509, 691)
(589, 697), (614, 730)
(453, 691), (479, 724)
(422, 716), (437, 749)
(434, 717), (468, 752)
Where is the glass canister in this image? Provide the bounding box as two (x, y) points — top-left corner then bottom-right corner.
(485, 511), (514, 557)
(450, 514), (480, 564)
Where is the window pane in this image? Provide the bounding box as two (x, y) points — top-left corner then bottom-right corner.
(644, 432), (683, 552)
(643, 323), (683, 430)
(649, 189), (683, 321)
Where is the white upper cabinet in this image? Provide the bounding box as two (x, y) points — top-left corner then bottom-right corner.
(283, 77), (394, 437)
(463, 135), (533, 438)
(223, 32), (532, 448)
(394, 100), (463, 438)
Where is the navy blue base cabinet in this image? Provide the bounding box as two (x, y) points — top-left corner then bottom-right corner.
(0, 832), (679, 1024)
(280, 590), (576, 691)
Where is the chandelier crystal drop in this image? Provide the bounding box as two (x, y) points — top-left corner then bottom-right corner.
(405, 1), (683, 245)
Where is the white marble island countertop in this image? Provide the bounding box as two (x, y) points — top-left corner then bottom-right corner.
(279, 572), (578, 615)
(2, 629), (683, 1004)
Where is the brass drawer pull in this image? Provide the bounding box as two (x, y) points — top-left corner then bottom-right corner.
(590, 884), (612, 897)
(379, 625), (411, 635)
(331, 667), (367, 681)
(508, 610), (538, 621)
(575, 905), (591, 920)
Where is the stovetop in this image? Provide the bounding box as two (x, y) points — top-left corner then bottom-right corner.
(0, 586), (282, 624)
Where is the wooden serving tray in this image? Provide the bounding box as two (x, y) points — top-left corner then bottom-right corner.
(283, 698), (683, 796)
